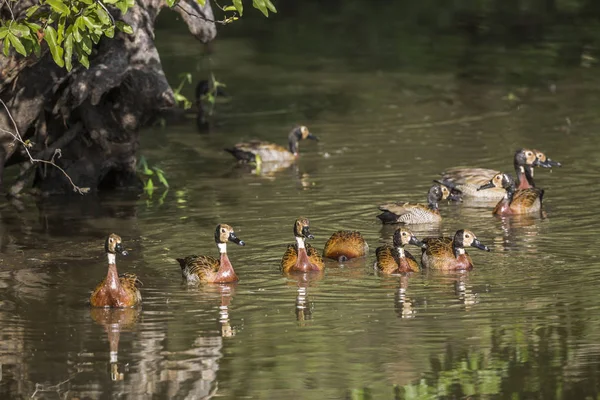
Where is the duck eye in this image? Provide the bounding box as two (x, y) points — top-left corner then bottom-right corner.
(465, 234), (470, 238)
(221, 228), (226, 233)
(402, 232), (407, 236)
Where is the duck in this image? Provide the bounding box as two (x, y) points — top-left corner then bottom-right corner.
(177, 224), (246, 284)
(477, 172), (544, 215)
(225, 126), (318, 164)
(281, 218), (325, 273)
(377, 182), (462, 224)
(322, 230), (369, 261)
(90, 234), (142, 308)
(421, 229), (490, 271)
(374, 227), (427, 274)
(440, 148), (556, 199)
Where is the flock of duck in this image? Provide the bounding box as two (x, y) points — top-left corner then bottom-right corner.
(90, 127), (561, 308)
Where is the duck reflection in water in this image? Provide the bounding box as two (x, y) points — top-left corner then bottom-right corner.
(287, 271), (324, 324)
(394, 275), (416, 319)
(215, 284), (236, 338)
(89, 307), (140, 381)
(497, 213), (545, 253)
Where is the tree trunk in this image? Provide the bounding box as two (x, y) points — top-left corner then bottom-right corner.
(0, 0), (216, 195)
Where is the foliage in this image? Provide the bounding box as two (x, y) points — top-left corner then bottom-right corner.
(0, 0), (276, 71)
(173, 72), (193, 110)
(137, 156), (169, 201)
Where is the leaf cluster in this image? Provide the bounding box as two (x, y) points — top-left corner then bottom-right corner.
(0, 0), (134, 70)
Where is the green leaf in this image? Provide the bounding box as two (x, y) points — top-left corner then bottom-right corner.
(197, 0), (206, 5)
(165, 0), (176, 7)
(45, 0), (70, 15)
(223, 5), (236, 11)
(10, 23), (32, 38)
(253, 0), (268, 17)
(77, 50), (89, 68)
(103, 0), (118, 3)
(64, 33), (73, 71)
(153, 168), (169, 188)
(3, 37), (10, 56)
(115, 21), (133, 34)
(7, 33), (27, 56)
(105, 26), (114, 38)
(264, 0), (277, 13)
(82, 16), (98, 32)
(80, 35), (92, 55)
(145, 178), (155, 196)
(94, 6), (111, 25)
(44, 26), (64, 66)
(232, 0), (243, 15)
(73, 17), (83, 42)
(25, 22), (42, 32)
(115, 1), (128, 14)
(26, 5), (41, 17)
(0, 27), (8, 40)
(57, 15), (66, 44)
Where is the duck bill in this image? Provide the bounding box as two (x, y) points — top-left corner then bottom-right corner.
(477, 182), (495, 191)
(307, 133), (319, 141)
(471, 239), (490, 252)
(409, 236), (427, 249)
(115, 243), (129, 256)
(448, 189), (463, 202)
(228, 232), (245, 246)
(301, 226), (315, 240)
(540, 158), (561, 168)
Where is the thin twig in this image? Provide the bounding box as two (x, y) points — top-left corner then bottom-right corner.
(1, 0), (16, 21)
(0, 99), (89, 194)
(96, 0), (115, 26)
(174, 3), (225, 25)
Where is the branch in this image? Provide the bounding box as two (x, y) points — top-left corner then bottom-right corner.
(174, 2), (229, 25)
(0, 99), (90, 194)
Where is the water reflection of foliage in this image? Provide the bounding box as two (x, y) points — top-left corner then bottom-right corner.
(397, 321), (600, 399)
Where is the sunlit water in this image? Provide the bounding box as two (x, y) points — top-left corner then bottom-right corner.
(2, 11), (600, 400)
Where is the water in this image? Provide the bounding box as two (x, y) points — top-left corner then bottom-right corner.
(3, 4), (600, 399)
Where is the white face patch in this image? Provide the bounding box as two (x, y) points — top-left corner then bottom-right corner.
(107, 253), (116, 264)
(295, 236), (305, 249)
(218, 243), (228, 253)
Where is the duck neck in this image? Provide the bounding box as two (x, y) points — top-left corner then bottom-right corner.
(106, 253), (121, 291)
(288, 129), (300, 156)
(522, 165), (535, 188)
(505, 184), (516, 204)
(452, 244), (466, 259)
(395, 246), (405, 258)
(295, 236), (305, 249)
(426, 192), (440, 211)
(215, 244), (238, 282)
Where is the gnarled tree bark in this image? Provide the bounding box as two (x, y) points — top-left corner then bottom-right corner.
(0, 0), (216, 195)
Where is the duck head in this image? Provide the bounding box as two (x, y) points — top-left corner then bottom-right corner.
(294, 217), (314, 240)
(433, 180), (463, 202)
(533, 149), (561, 168)
(452, 229), (490, 257)
(393, 227), (426, 249)
(477, 172), (515, 192)
(105, 233), (128, 256)
(288, 126), (319, 156)
(215, 224), (245, 253)
(426, 183), (460, 210)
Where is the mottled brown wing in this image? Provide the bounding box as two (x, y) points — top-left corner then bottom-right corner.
(305, 243), (325, 269)
(375, 244), (399, 273)
(422, 237), (453, 257)
(178, 255), (220, 280)
(119, 273), (142, 305)
(281, 244), (299, 273)
(119, 272), (142, 289)
(441, 167), (499, 186)
(512, 188), (543, 210)
(323, 230), (368, 259)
